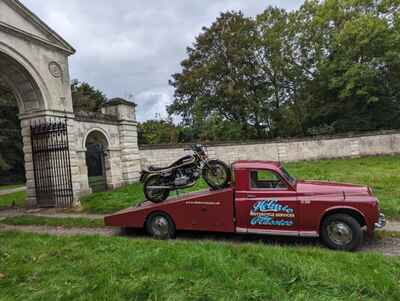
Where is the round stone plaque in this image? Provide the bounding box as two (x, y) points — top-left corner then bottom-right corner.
(49, 61), (62, 78)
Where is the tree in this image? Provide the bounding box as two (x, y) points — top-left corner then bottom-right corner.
(71, 80), (108, 112)
(168, 1), (400, 140)
(169, 11), (271, 139)
(138, 118), (178, 145)
(297, 0), (400, 133)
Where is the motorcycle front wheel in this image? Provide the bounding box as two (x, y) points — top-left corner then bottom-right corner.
(202, 159), (231, 190)
(144, 175), (170, 203)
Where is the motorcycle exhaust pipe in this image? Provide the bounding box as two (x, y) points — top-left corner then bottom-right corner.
(146, 185), (174, 189)
(146, 182), (197, 190)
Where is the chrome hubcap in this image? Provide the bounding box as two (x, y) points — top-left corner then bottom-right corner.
(151, 216), (169, 237)
(327, 222), (353, 246)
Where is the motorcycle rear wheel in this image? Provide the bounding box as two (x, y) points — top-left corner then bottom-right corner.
(202, 159), (230, 190)
(144, 175), (170, 203)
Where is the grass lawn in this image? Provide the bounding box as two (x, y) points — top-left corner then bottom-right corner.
(0, 191), (26, 208)
(0, 215), (104, 228)
(2, 155), (399, 219)
(81, 178), (209, 214)
(81, 155), (400, 219)
(0, 231), (399, 301)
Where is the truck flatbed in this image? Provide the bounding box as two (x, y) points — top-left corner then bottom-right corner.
(104, 188), (236, 233)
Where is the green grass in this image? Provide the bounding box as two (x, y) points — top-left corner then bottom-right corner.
(2, 155), (400, 219)
(0, 191), (26, 208)
(81, 179), (208, 214)
(286, 155), (400, 220)
(0, 231), (399, 301)
(0, 215), (104, 228)
(0, 184), (24, 191)
(81, 155), (400, 219)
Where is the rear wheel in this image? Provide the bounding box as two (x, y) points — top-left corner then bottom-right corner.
(320, 214), (363, 251)
(202, 159), (230, 189)
(145, 212), (176, 239)
(144, 175), (170, 203)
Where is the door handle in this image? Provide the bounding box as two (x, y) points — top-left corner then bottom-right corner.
(247, 195), (256, 199)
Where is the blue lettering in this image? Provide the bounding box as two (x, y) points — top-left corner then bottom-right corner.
(250, 216), (294, 226)
(251, 200), (294, 214)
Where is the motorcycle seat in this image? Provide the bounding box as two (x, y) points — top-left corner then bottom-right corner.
(145, 155), (194, 172)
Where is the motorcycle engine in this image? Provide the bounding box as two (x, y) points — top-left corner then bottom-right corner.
(174, 168), (198, 186)
(174, 176), (189, 186)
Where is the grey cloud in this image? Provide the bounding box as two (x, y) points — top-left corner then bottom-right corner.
(22, 0), (304, 121)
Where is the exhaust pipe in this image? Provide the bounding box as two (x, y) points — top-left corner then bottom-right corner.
(147, 181), (197, 190)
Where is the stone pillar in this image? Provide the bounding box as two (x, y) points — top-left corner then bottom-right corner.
(102, 98), (140, 184)
(20, 117), (36, 207)
(75, 147), (92, 197)
(106, 147), (123, 189)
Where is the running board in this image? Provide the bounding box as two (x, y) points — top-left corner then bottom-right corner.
(236, 227), (319, 238)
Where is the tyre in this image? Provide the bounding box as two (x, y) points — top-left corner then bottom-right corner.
(145, 212), (176, 239)
(320, 213), (363, 251)
(144, 175), (170, 203)
(202, 159), (231, 189)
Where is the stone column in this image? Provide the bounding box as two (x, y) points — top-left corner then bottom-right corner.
(106, 147), (123, 189)
(20, 117), (36, 207)
(102, 98), (140, 185)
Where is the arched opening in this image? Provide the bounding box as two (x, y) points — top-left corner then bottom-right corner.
(85, 130), (109, 192)
(0, 50), (46, 206)
(0, 77), (24, 186)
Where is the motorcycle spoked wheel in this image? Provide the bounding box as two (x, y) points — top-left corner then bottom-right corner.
(144, 175), (170, 203)
(202, 159), (231, 190)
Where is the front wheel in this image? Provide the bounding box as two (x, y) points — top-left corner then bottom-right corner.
(202, 159), (231, 190)
(320, 214), (363, 251)
(144, 175), (170, 203)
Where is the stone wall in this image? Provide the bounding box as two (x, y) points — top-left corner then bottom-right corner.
(139, 131), (400, 168)
(73, 100), (140, 197)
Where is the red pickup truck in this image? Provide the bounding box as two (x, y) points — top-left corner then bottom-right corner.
(105, 160), (386, 251)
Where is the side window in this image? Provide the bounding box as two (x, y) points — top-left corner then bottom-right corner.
(250, 170), (288, 190)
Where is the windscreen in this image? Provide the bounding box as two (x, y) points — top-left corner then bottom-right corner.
(280, 166), (296, 187)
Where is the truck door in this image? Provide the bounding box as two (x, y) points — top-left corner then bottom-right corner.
(235, 169), (300, 234)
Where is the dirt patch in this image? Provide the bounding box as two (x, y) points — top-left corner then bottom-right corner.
(0, 208), (104, 220)
(0, 224), (117, 236)
(360, 237), (400, 256)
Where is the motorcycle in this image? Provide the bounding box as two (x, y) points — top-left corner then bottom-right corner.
(140, 144), (231, 203)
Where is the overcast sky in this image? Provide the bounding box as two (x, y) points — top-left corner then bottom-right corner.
(22, 0), (303, 121)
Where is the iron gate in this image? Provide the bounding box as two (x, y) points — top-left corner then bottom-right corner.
(85, 144), (107, 192)
(30, 118), (73, 207)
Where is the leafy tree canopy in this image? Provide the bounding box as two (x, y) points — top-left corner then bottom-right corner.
(168, 0), (400, 139)
(71, 80), (108, 113)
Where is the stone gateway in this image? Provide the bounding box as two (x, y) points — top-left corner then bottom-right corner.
(0, 0), (141, 207)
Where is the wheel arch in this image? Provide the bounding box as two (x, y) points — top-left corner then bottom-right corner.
(318, 206), (367, 233)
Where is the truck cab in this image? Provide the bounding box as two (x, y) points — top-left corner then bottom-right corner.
(105, 160), (385, 251)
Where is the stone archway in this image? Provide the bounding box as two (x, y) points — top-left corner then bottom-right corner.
(0, 0), (141, 208)
(85, 130), (110, 193)
(0, 0), (80, 207)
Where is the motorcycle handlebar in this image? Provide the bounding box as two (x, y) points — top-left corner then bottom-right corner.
(183, 144), (207, 151)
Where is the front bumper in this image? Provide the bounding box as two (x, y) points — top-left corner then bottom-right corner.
(374, 213), (386, 229)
